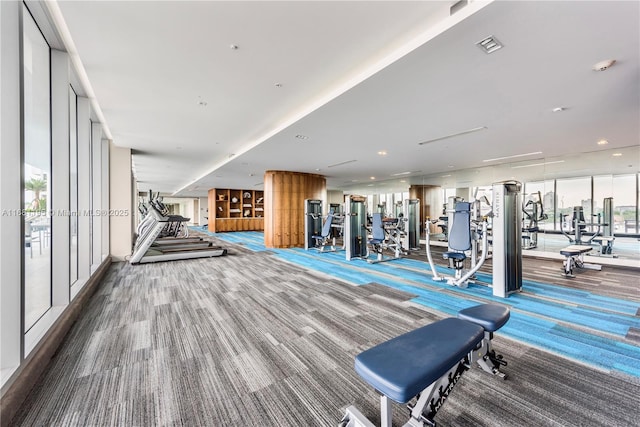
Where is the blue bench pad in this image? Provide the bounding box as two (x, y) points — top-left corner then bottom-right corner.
(457, 304), (510, 332)
(354, 318), (484, 403)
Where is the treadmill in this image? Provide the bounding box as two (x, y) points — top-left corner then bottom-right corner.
(130, 209), (227, 264)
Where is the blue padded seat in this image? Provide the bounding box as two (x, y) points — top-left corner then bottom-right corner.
(369, 212), (386, 245)
(354, 318), (484, 403)
(457, 304), (510, 332)
(442, 252), (466, 261)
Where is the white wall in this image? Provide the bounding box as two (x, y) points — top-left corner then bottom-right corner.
(109, 143), (132, 261)
(199, 197), (208, 226)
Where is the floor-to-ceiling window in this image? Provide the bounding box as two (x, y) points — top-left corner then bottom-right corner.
(69, 86), (79, 286)
(22, 5), (51, 331)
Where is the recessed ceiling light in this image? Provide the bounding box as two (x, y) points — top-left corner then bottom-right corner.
(441, 174), (451, 178)
(295, 134), (308, 140)
(399, 180), (406, 183)
(597, 139), (609, 145)
(552, 107), (566, 113)
(378, 150), (387, 156)
(230, 44), (239, 50)
(370, 176), (376, 180)
(612, 153), (622, 157)
(315, 168), (321, 171)
(476, 35), (503, 54)
(197, 100), (208, 107)
(274, 83), (283, 88)
(448, 165), (454, 168)
(483, 151), (542, 162)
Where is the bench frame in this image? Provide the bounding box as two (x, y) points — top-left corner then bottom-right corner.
(560, 245), (601, 278)
(340, 321), (507, 427)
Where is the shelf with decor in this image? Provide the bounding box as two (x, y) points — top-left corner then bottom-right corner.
(208, 188), (264, 232)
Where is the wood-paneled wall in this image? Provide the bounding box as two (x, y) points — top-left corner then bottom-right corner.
(264, 171), (325, 248)
(409, 185), (442, 234)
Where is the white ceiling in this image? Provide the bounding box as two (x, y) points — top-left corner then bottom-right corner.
(56, 0), (640, 198)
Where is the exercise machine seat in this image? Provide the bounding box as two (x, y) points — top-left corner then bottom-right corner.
(354, 318), (484, 403)
(368, 212), (386, 245)
(313, 213), (334, 242)
(442, 202), (472, 262)
(442, 252), (466, 261)
(457, 303), (510, 332)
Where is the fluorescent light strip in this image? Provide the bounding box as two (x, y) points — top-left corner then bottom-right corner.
(391, 171), (420, 176)
(327, 160), (357, 168)
(418, 126), (487, 145)
(482, 151), (542, 163)
(173, 0), (495, 194)
(511, 160), (565, 169)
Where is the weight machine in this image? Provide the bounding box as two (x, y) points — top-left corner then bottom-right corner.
(304, 199), (342, 252)
(521, 191), (547, 249)
(344, 195), (368, 260)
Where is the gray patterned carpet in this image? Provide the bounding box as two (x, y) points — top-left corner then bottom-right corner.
(12, 238), (640, 426)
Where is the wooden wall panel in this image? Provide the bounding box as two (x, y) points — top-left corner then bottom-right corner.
(410, 185), (443, 234)
(264, 171), (326, 248)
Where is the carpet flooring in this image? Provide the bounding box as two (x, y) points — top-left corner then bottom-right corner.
(12, 231), (640, 426)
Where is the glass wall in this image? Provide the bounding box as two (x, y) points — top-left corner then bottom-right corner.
(594, 174), (638, 234)
(523, 180), (554, 230)
(22, 6), (51, 332)
(1, 2), (113, 390)
(555, 177), (592, 232)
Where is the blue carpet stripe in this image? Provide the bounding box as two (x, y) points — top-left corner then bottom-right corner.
(383, 256), (640, 316)
(199, 230), (640, 377)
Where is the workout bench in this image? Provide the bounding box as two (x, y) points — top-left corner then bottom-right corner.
(560, 245), (601, 278)
(340, 303), (510, 427)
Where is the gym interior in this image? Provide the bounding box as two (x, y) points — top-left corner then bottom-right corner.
(1, 1), (639, 426)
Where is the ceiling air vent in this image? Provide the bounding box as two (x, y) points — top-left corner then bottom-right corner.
(476, 35), (503, 54)
(450, 0), (468, 15)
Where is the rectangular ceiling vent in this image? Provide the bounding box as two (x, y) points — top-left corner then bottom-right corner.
(476, 35), (503, 54)
(450, 0), (468, 16)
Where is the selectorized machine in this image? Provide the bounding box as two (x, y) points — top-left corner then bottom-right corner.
(344, 195), (369, 260)
(491, 181), (523, 298)
(304, 199), (344, 252)
(521, 191), (547, 250)
(424, 181), (523, 298)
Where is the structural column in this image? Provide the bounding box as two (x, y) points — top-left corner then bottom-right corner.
(264, 171), (325, 248)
